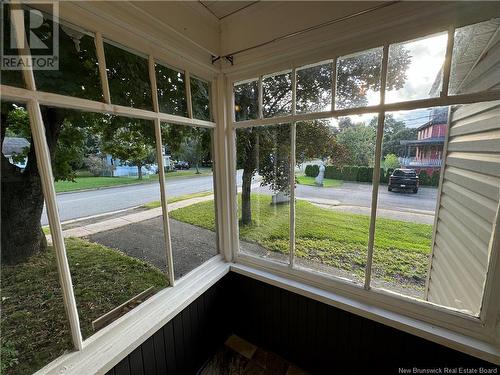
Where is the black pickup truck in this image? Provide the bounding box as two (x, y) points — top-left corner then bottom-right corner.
(388, 169), (419, 193)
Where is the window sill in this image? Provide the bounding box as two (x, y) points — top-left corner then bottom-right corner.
(230, 260), (500, 365)
(35, 255), (230, 375)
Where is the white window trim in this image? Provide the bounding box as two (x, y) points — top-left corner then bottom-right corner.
(34, 256), (229, 375)
(3, 3), (219, 353)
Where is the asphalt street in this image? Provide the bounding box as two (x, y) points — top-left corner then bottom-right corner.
(42, 171), (437, 225)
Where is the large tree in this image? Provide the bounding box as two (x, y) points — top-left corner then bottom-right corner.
(1, 16), (175, 263)
(100, 117), (156, 180)
(236, 45), (411, 225)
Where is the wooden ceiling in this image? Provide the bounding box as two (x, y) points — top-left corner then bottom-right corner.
(199, 1), (259, 19)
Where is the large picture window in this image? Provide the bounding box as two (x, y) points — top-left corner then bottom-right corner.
(0, 5), (216, 374)
(232, 19), (500, 321)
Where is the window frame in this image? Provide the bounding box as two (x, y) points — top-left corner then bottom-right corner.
(1, 4), (218, 353)
(226, 22), (500, 345)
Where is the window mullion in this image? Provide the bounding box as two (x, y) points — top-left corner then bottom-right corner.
(331, 58), (337, 111)
(95, 32), (111, 104)
(289, 67), (297, 267)
(185, 70), (194, 119)
(258, 76), (263, 119)
(9, 2), (84, 351)
(440, 26), (456, 98)
(149, 55), (175, 286)
(364, 44), (389, 290)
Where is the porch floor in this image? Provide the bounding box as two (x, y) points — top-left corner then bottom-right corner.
(199, 335), (308, 375)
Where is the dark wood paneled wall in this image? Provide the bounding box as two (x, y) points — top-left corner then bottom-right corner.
(107, 278), (231, 375)
(109, 272), (498, 375)
(228, 272), (498, 374)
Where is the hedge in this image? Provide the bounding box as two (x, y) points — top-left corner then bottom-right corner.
(303, 164), (439, 186)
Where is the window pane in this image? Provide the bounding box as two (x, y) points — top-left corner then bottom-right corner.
(34, 22), (102, 101)
(161, 123), (218, 278)
(105, 43), (153, 111)
(372, 107), (446, 297)
(155, 63), (188, 117)
(40, 106), (168, 338)
(236, 124), (291, 263)
(386, 33), (447, 103)
(449, 18), (500, 95)
(191, 76), (211, 121)
(296, 62), (332, 113)
(335, 48), (382, 110)
(234, 79), (258, 121)
(295, 115), (377, 283)
(1, 102), (72, 374)
(1, 7), (25, 88)
(263, 71), (292, 117)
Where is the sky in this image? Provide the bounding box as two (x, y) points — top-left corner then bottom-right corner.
(363, 32), (448, 106)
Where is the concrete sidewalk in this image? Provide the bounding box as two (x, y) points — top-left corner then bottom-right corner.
(47, 194), (214, 244)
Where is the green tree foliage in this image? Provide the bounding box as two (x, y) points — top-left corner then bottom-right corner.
(236, 46), (410, 225)
(100, 118), (156, 180)
(336, 46), (411, 109)
(163, 125), (212, 174)
(190, 77), (211, 121)
(234, 80), (258, 121)
(104, 43), (153, 110)
(336, 123), (376, 166)
(156, 64), (188, 117)
(384, 153), (400, 169)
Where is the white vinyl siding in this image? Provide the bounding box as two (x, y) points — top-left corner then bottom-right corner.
(427, 100), (500, 314)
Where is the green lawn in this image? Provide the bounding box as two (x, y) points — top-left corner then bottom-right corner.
(0, 237), (167, 375)
(54, 168), (212, 193)
(296, 175), (343, 188)
(171, 193), (432, 289)
(142, 191), (214, 209)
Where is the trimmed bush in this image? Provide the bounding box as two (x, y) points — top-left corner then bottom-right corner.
(418, 170), (430, 185)
(324, 166), (342, 180)
(357, 166), (371, 182)
(430, 170), (440, 186)
(342, 166), (359, 181)
(305, 164), (319, 177)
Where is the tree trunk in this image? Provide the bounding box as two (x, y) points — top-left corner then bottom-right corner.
(241, 165), (254, 225)
(1, 106), (64, 264)
(137, 164), (143, 180)
(1, 158), (47, 264)
(240, 132), (258, 226)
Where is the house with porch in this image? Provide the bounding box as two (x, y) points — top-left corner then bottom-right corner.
(399, 107), (448, 174)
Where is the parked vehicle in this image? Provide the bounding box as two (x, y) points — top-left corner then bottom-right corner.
(388, 168), (419, 193)
(174, 161), (190, 170)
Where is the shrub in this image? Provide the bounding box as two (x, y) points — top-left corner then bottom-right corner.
(382, 168), (394, 184)
(384, 153), (400, 170)
(324, 166), (342, 180)
(342, 166), (359, 181)
(304, 164), (319, 177)
(379, 168), (388, 183)
(357, 166), (373, 182)
(418, 170), (430, 185)
(84, 155), (115, 177)
(430, 170), (440, 186)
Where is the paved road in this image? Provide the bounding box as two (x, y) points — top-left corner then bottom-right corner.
(42, 171), (437, 225)
(42, 174), (217, 225)
(255, 181), (437, 213)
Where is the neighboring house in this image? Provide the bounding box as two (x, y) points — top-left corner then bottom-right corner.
(104, 154), (157, 177)
(399, 107), (448, 175)
(1, 137), (29, 169)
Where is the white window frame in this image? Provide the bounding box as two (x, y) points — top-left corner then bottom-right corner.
(1, 4), (220, 353)
(226, 21), (500, 348)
